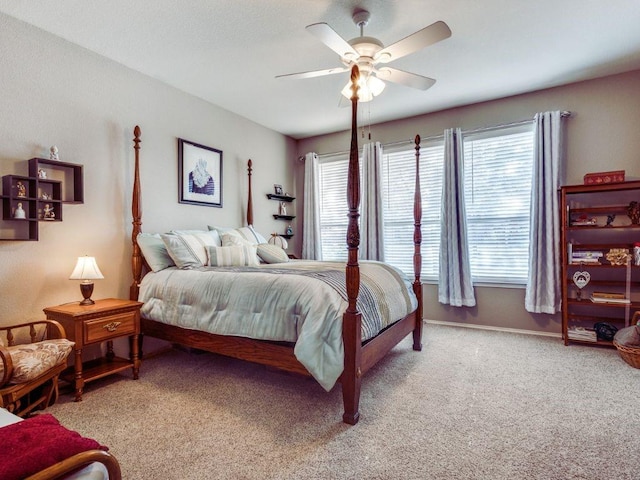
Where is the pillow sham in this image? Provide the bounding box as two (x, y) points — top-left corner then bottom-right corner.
(161, 230), (220, 269)
(137, 233), (175, 272)
(207, 245), (259, 267)
(256, 243), (290, 264)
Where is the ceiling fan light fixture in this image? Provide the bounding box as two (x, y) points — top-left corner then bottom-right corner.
(340, 74), (384, 103)
(376, 51), (392, 63)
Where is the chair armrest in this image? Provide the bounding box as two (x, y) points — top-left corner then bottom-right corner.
(0, 320), (67, 346)
(25, 450), (121, 480)
(0, 345), (13, 388)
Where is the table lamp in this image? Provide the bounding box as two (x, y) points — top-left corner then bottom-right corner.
(69, 256), (104, 305)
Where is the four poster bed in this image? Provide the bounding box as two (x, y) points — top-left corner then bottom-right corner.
(129, 66), (424, 424)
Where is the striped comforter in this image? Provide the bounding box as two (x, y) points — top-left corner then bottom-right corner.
(139, 260), (417, 390)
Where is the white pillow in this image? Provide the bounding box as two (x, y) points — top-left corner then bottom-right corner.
(136, 233), (176, 272)
(208, 225), (267, 244)
(207, 245), (259, 267)
(161, 230), (220, 269)
(256, 244), (290, 264)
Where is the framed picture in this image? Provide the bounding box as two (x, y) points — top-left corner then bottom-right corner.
(274, 184), (283, 196)
(178, 138), (223, 207)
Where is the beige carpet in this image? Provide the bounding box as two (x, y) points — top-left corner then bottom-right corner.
(45, 324), (640, 479)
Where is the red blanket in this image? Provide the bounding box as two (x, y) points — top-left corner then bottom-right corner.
(0, 413), (107, 480)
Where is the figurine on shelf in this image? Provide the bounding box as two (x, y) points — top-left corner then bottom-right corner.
(627, 201), (640, 225)
(286, 224), (293, 236)
(16, 181), (26, 198)
(13, 203), (26, 219)
(279, 202), (287, 216)
(49, 146), (59, 161)
(606, 214), (615, 227)
(43, 203), (55, 220)
(41, 192), (51, 200)
(38, 168), (47, 179)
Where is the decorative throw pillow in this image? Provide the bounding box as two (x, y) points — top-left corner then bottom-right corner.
(0, 413), (107, 480)
(256, 244), (290, 264)
(161, 230), (220, 269)
(207, 245), (259, 267)
(208, 225), (267, 244)
(136, 233), (175, 272)
(1, 339), (74, 384)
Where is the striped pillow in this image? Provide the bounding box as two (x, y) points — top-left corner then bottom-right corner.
(161, 230), (220, 269)
(207, 245), (259, 267)
(256, 244), (290, 264)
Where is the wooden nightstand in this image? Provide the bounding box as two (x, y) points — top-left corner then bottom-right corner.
(43, 298), (143, 401)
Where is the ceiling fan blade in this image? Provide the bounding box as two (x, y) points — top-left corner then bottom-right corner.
(376, 67), (436, 90)
(276, 67), (348, 80)
(306, 22), (358, 58)
(376, 21), (451, 63)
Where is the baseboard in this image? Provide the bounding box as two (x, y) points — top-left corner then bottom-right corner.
(424, 318), (562, 339)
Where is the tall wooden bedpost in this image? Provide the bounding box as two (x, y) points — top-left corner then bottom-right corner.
(342, 65), (362, 425)
(412, 135), (423, 351)
(247, 159), (253, 226)
(130, 126), (142, 301)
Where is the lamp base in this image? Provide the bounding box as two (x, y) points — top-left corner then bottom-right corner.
(79, 282), (95, 306)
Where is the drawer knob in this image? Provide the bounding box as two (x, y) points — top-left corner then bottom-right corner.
(103, 321), (122, 332)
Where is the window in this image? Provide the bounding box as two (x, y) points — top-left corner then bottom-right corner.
(463, 124), (534, 284)
(381, 141), (444, 280)
(317, 154), (351, 261)
(314, 122), (534, 285)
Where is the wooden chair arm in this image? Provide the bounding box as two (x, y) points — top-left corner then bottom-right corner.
(0, 320), (67, 346)
(0, 345), (13, 388)
(25, 449), (121, 480)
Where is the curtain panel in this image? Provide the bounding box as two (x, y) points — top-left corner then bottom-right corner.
(525, 111), (564, 313)
(439, 128), (476, 307)
(302, 152), (321, 260)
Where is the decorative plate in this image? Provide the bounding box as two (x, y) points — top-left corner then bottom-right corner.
(572, 270), (591, 289)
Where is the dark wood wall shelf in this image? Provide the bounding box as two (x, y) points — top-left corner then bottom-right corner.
(267, 192), (295, 238)
(267, 194), (295, 202)
(1, 157), (84, 241)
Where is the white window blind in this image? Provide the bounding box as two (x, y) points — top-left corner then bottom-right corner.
(317, 154), (351, 261)
(463, 124), (534, 284)
(381, 141), (444, 279)
(315, 123), (534, 286)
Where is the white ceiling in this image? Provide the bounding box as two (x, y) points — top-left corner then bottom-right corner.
(2, 1), (640, 139)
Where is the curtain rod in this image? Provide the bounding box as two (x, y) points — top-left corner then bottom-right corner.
(313, 111), (572, 159)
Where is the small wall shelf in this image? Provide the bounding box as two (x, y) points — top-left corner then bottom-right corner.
(267, 194), (295, 202)
(273, 214), (296, 220)
(1, 157), (83, 241)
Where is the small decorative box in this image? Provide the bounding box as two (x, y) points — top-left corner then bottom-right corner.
(583, 170), (625, 185)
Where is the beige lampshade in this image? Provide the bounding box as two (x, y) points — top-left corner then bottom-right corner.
(268, 234), (288, 250)
(69, 256), (104, 281)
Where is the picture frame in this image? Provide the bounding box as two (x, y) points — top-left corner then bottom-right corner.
(178, 138), (223, 208)
(274, 184), (283, 196)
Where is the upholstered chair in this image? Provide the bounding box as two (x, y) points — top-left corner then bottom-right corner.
(0, 320), (74, 417)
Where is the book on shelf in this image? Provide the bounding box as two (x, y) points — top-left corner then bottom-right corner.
(567, 327), (598, 342)
(572, 251), (604, 259)
(591, 291), (626, 300)
(589, 294), (630, 304)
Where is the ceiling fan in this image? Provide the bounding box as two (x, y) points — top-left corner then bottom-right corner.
(276, 9), (451, 102)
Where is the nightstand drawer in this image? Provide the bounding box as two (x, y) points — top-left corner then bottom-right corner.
(84, 311), (136, 344)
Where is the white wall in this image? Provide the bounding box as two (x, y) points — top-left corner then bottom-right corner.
(0, 14), (297, 327)
(297, 69), (640, 333)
